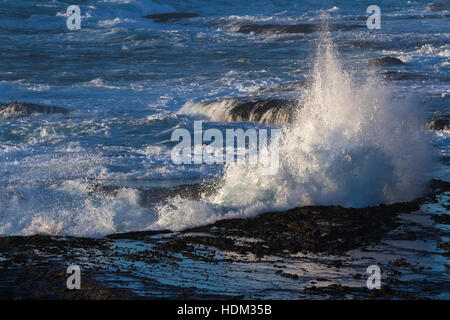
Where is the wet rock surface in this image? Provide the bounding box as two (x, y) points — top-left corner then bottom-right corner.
(379, 71), (431, 82)
(367, 56), (405, 67)
(427, 118), (450, 131)
(143, 13), (200, 23)
(185, 98), (297, 124)
(181, 203), (420, 256)
(0, 180), (449, 299)
(225, 98), (296, 124)
(0, 102), (70, 119)
(0, 235), (135, 299)
(428, 1), (450, 11)
(229, 23), (364, 35)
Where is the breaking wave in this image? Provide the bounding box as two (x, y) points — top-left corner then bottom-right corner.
(154, 32), (435, 231)
(0, 179), (155, 237)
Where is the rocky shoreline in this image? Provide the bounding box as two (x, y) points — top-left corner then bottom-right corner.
(1, 179), (449, 299)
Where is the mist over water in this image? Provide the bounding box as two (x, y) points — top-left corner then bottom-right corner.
(154, 32), (435, 231)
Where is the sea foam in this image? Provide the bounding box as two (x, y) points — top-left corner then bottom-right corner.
(153, 32), (435, 231)
(0, 33), (435, 236)
(0, 179), (155, 237)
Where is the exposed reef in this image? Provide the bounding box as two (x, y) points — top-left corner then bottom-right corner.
(0, 102), (70, 120)
(367, 56), (405, 67)
(182, 98), (297, 124)
(229, 23), (364, 35)
(0, 180), (449, 299)
(143, 12), (200, 22)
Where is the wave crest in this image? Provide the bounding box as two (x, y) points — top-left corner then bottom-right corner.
(155, 32), (435, 231)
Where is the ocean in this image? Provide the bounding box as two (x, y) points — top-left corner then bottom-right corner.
(0, 0), (449, 237)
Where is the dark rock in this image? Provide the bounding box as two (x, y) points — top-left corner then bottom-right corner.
(432, 214), (450, 225)
(427, 119), (450, 131)
(183, 201), (422, 257)
(367, 56), (405, 67)
(428, 179), (450, 193)
(276, 271), (299, 279)
(383, 277), (407, 285)
(428, 1), (450, 11)
(228, 99), (296, 124)
(438, 241), (450, 251)
(390, 258), (412, 268)
(229, 23), (364, 35)
(143, 12), (200, 22)
(0, 265), (137, 300)
(186, 98), (297, 124)
(367, 285), (416, 299)
(0, 102), (70, 119)
(388, 270), (402, 276)
(106, 230), (172, 240)
(328, 284), (350, 292)
(380, 71), (430, 81)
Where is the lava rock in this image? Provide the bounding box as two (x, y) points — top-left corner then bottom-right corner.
(143, 12), (200, 22)
(0, 102), (70, 119)
(428, 1), (450, 11)
(229, 23), (364, 35)
(427, 119), (450, 131)
(367, 56), (405, 67)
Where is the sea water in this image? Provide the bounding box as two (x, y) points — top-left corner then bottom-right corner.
(0, 0), (448, 236)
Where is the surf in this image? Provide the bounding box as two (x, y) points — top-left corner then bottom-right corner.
(153, 31), (435, 231)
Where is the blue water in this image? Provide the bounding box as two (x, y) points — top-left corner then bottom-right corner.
(0, 0), (449, 236)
